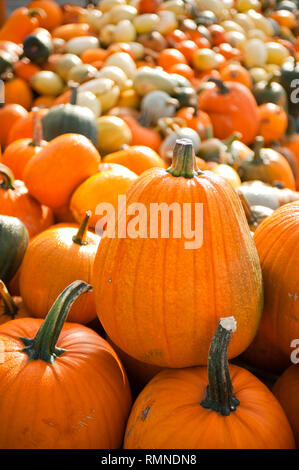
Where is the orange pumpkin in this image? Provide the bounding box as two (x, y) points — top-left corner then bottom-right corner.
(237, 136), (296, 190)
(103, 146), (166, 175)
(121, 114), (163, 152)
(0, 281), (132, 449)
(4, 78), (33, 110)
(7, 108), (48, 145)
(0, 163), (54, 238)
(176, 107), (213, 140)
(23, 133), (101, 209)
(273, 364), (299, 448)
(0, 103), (28, 148)
(1, 110), (46, 180)
(70, 163), (138, 230)
(258, 103), (288, 144)
(219, 63), (253, 89)
(242, 202), (299, 374)
(28, 1), (63, 31)
(13, 58), (41, 82)
(51, 23), (94, 41)
(124, 317), (295, 449)
(19, 213), (100, 324)
(0, 7), (41, 43)
(0, 280), (29, 325)
(92, 139), (263, 368)
(198, 79), (259, 144)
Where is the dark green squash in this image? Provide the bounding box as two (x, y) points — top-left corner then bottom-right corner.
(0, 215), (29, 284)
(41, 84), (98, 146)
(0, 51), (14, 76)
(253, 74), (288, 112)
(23, 30), (53, 65)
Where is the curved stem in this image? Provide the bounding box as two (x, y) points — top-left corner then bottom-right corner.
(0, 280), (19, 319)
(72, 211), (91, 245)
(236, 190), (256, 225)
(167, 139), (202, 178)
(223, 132), (242, 149)
(20, 281), (92, 364)
(200, 316), (240, 416)
(0, 163), (15, 190)
(208, 78), (229, 95)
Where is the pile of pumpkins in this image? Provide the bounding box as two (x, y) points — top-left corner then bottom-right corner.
(0, 0), (299, 450)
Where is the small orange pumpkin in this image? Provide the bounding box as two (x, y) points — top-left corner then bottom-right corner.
(103, 146), (166, 175)
(258, 103), (288, 144)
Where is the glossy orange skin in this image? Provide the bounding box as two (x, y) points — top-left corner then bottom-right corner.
(14, 59), (41, 82)
(92, 168), (263, 368)
(157, 49), (188, 71)
(124, 366), (295, 449)
(7, 108), (48, 145)
(220, 63), (252, 89)
(28, 1), (63, 31)
(167, 63), (195, 81)
(242, 202), (299, 374)
(0, 296), (30, 325)
(81, 48), (109, 64)
(258, 103), (288, 144)
(33, 95), (56, 108)
(0, 7), (40, 43)
(176, 107), (213, 140)
(103, 146), (166, 175)
(70, 163), (138, 229)
(121, 115), (162, 152)
(0, 104), (28, 148)
(0, 178), (54, 238)
(1, 138), (47, 180)
(23, 134), (101, 209)
(4, 78), (33, 110)
(198, 81), (259, 144)
(273, 365), (299, 448)
(0, 318), (131, 449)
(51, 23), (93, 41)
(19, 225), (100, 323)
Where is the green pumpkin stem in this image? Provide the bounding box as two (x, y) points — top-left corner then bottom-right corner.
(252, 136), (264, 163)
(69, 81), (79, 105)
(223, 132), (242, 149)
(20, 281), (92, 364)
(0, 280), (19, 318)
(0, 163), (15, 190)
(200, 316), (240, 416)
(72, 211), (91, 245)
(167, 139), (202, 178)
(208, 78), (229, 94)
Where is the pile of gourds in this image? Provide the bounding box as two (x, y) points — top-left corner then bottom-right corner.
(0, 0), (298, 450)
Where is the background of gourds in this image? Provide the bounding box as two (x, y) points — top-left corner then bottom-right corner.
(0, 0), (299, 450)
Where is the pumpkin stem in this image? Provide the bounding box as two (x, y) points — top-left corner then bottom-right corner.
(30, 107), (43, 147)
(223, 132), (242, 149)
(69, 81), (79, 105)
(236, 190), (256, 226)
(20, 281), (92, 364)
(208, 78), (229, 95)
(200, 316), (240, 416)
(0, 280), (19, 319)
(167, 139), (201, 178)
(72, 211), (91, 245)
(0, 163), (15, 190)
(252, 136), (264, 163)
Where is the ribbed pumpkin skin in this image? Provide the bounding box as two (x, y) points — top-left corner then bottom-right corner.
(242, 202), (299, 373)
(0, 318), (131, 449)
(272, 365), (299, 448)
(124, 366), (295, 449)
(42, 105), (98, 146)
(93, 168), (263, 368)
(19, 226), (100, 323)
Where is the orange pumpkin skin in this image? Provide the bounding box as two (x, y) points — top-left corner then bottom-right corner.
(103, 146), (166, 175)
(124, 366), (295, 449)
(0, 104), (28, 148)
(0, 296), (29, 325)
(176, 107), (213, 140)
(23, 134), (101, 209)
(0, 318), (131, 449)
(0, 167), (54, 239)
(0, 281), (30, 325)
(0, 7), (40, 43)
(242, 202), (299, 374)
(70, 163), (138, 229)
(1, 138), (46, 180)
(19, 224), (100, 323)
(28, 1), (63, 31)
(4, 78), (33, 111)
(273, 364), (299, 448)
(198, 79), (259, 144)
(258, 103), (288, 144)
(7, 108), (48, 145)
(121, 115), (162, 153)
(219, 63), (253, 89)
(92, 145), (263, 368)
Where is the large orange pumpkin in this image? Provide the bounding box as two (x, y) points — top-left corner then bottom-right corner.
(23, 133), (101, 209)
(0, 164), (54, 238)
(0, 281), (132, 449)
(198, 78), (259, 144)
(19, 212), (100, 324)
(92, 139), (263, 368)
(242, 202), (299, 374)
(124, 317), (295, 449)
(273, 364), (299, 448)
